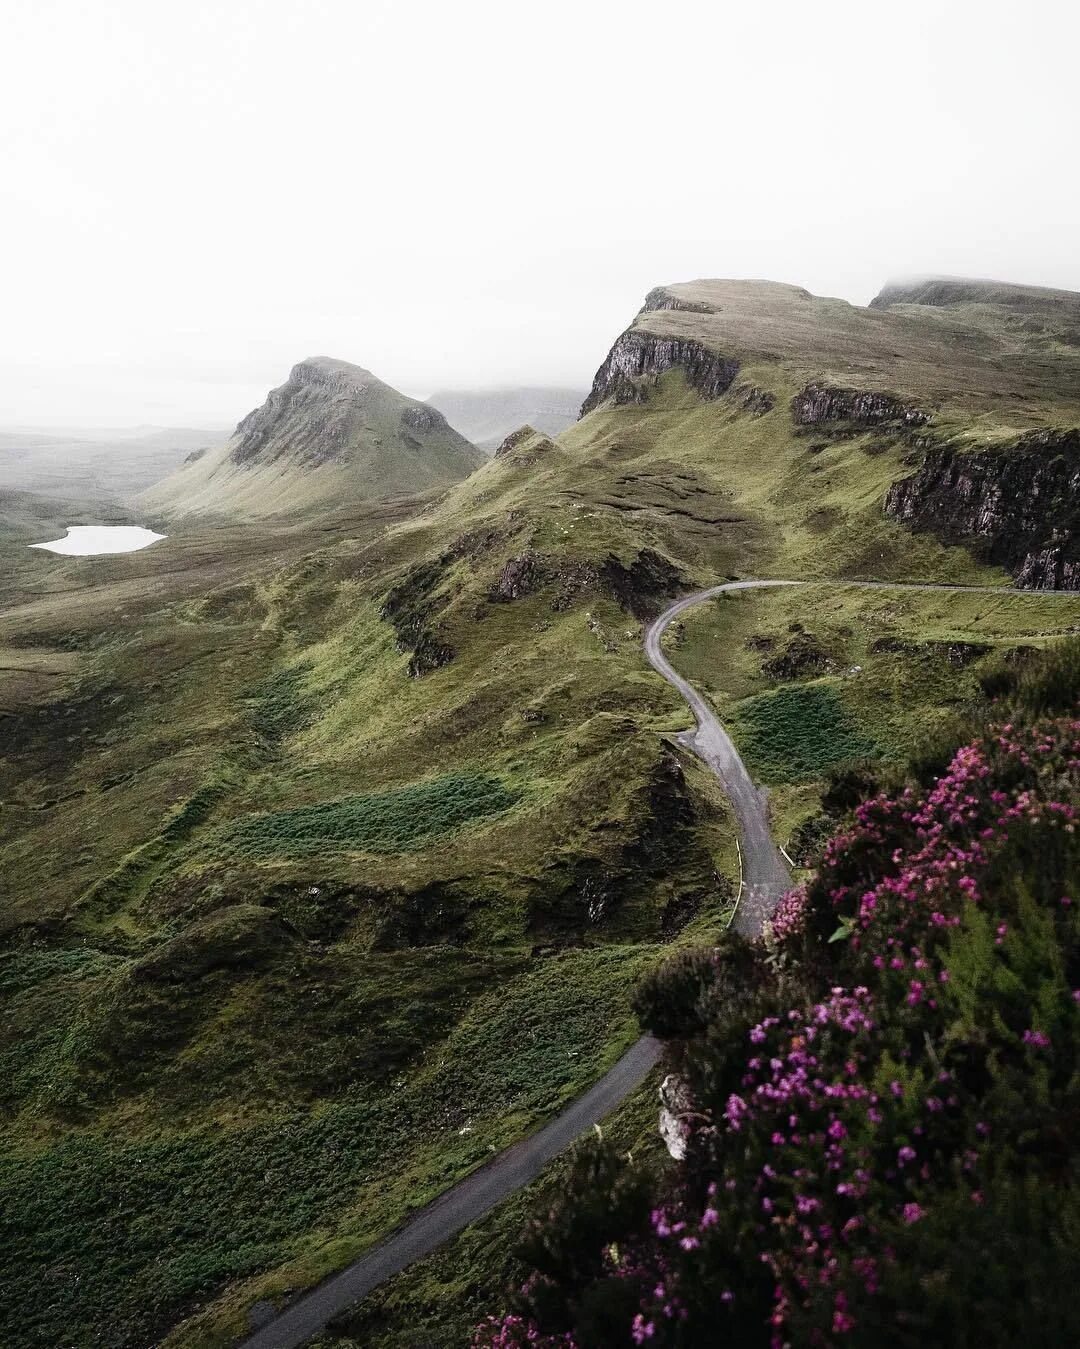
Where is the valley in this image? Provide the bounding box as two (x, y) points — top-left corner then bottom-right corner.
(2, 275), (1080, 1349)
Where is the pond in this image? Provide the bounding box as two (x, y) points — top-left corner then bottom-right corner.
(29, 525), (166, 556)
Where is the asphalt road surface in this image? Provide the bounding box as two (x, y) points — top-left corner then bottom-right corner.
(238, 576), (1050, 1347)
(645, 579), (799, 934)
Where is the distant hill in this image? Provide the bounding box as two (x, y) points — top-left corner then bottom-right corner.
(870, 274), (1080, 322)
(425, 386), (587, 451)
(0, 425), (223, 503)
(140, 357), (485, 519)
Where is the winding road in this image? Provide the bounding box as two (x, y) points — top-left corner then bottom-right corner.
(238, 576), (1059, 1348)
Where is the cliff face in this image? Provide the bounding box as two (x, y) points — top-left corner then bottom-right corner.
(792, 383), (930, 428)
(884, 429), (1080, 588)
(580, 330), (740, 416)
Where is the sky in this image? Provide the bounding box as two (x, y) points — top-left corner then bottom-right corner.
(2, 0), (1078, 428)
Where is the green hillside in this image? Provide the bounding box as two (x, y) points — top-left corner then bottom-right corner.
(2, 276), (1080, 1348)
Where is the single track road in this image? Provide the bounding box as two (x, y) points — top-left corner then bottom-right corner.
(238, 576), (1059, 1347)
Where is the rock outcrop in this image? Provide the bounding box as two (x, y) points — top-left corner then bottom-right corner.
(639, 286), (717, 316)
(658, 1073), (694, 1160)
(884, 429), (1080, 589)
(792, 382), (930, 428)
(489, 552), (547, 602)
(600, 548), (685, 618)
(581, 331), (740, 416)
(492, 425), (557, 464)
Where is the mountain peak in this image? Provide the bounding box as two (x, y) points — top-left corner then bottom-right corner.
(140, 357), (483, 519)
(289, 355), (379, 385)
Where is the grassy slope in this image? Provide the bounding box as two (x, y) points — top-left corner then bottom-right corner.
(2, 278), (1080, 1347)
(668, 583), (1080, 850)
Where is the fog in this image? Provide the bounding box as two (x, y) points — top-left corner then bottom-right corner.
(2, 0), (1077, 427)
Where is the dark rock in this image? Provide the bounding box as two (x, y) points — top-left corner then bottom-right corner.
(732, 384), (776, 415)
(762, 632), (834, 679)
(494, 426), (536, 458)
(492, 425), (556, 464)
(884, 428), (1080, 589)
(381, 559), (456, 676)
(581, 330), (740, 416)
(490, 552), (547, 602)
(400, 404), (446, 434)
(792, 382), (930, 428)
(599, 548), (684, 618)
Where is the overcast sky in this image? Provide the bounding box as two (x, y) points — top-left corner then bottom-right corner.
(2, 0), (1077, 428)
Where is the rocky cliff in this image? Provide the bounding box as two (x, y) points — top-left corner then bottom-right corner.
(580, 330), (740, 416)
(884, 429), (1080, 588)
(792, 382), (930, 428)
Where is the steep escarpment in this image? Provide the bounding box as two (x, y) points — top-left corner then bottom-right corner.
(580, 330), (740, 415)
(792, 382), (930, 428)
(140, 357), (484, 519)
(885, 429), (1080, 587)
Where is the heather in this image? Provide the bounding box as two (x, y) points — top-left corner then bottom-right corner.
(476, 663), (1080, 1346)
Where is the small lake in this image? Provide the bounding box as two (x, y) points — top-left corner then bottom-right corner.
(30, 525), (166, 556)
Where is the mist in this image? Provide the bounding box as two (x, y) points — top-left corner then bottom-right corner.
(2, 0), (1077, 427)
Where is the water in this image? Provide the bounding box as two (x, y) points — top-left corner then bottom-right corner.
(29, 525), (166, 556)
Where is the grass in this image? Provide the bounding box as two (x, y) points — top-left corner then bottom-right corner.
(204, 772), (522, 861)
(729, 681), (878, 783)
(312, 1069), (669, 1349)
(668, 582), (1080, 848)
(4, 947), (649, 1349)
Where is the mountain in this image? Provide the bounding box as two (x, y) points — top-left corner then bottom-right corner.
(869, 273), (1080, 326)
(5, 276), (1080, 1349)
(425, 385), (587, 450)
(0, 425), (223, 503)
(140, 357), (485, 518)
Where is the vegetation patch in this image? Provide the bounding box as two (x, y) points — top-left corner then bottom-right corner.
(730, 681), (877, 783)
(210, 772), (521, 860)
(247, 662), (314, 743)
